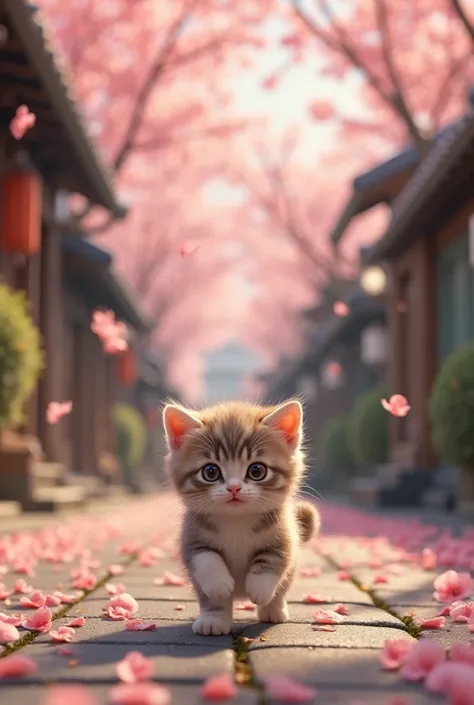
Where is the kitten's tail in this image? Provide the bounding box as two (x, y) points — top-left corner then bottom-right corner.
(295, 501), (320, 543)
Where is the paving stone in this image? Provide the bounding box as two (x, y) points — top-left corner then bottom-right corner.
(0, 685), (258, 705)
(35, 618), (233, 647)
(241, 623), (415, 649)
(249, 646), (406, 687)
(234, 602), (403, 627)
(288, 579), (372, 604)
(275, 687), (439, 704)
(3, 643), (233, 683)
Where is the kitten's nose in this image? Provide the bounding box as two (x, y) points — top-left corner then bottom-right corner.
(226, 481), (241, 496)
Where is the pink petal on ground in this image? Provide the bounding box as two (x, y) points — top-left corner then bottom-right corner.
(313, 609), (345, 624)
(433, 570), (474, 603)
(264, 675), (317, 702)
(235, 600), (256, 611)
(417, 616), (446, 630)
(300, 566), (321, 577)
(109, 564), (125, 576)
(400, 638), (445, 681)
(421, 548), (438, 571)
(174, 604), (185, 611)
(45, 594), (61, 607)
(22, 606), (52, 632)
(0, 621), (20, 642)
(109, 682), (171, 705)
(201, 672), (237, 701)
(53, 591), (80, 605)
(450, 601), (474, 622)
(58, 647), (74, 656)
(379, 639), (414, 670)
(106, 583), (127, 595)
(72, 573), (97, 590)
(337, 571), (351, 581)
(0, 654), (37, 679)
(303, 593), (330, 604)
(13, 579), (33, 594)
(125, 620), (157, 632)
(106, 593), (139, 620)
(67, 617), (85, 628)
(312, 625), (336, 632)
(451, 643), (474, 667)
(425, 661), (474, 694)
(162, 571), (185, 586)
(0, 612), (23, 626)
(333, 603), (349, 615)
(373, 574), (389, 584)
(50, 626), (75, 643)
(116, 651), (154, 684)
(20, 589), (45, 608)
(438, 606), (451, 617)
(41, 685), (96, 705)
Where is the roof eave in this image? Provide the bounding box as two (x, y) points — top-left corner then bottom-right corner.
(4, 0), (126, 219)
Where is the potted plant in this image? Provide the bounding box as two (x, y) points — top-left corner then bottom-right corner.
(429, 341), (474, 516)
(348, 385), (389, 470)
(322, 414), (358, 488)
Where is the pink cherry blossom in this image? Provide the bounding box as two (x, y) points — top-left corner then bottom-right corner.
(103, 336), (128, 355)
(312, 624), (336, 632)
(46, 401), (73, 425)
(116, 651), (154, 684)
(53, 591), (80, 604)
(337, 570), (351, 581)
(421, 548), (438, 571)
(125, 620), (157, 631)
(264, 675), (317, 702)
(417, 616), (446, 630)
(235, 600), (255, 611)
(0, 654), (37, 679)
(450, 601), (474, 622)
(106, 593), (139, 620)
(433, 570), (474, 603)
(373, 574), (389, 584)
(0, 621), (20, 642)
(313, 609), (345, 625)
(300, 566), (321, 577)
(67, 616), (86, 628)
(0, 612), (23, 626)
(50, 626), (76, 642)
(178, 240), (200, 256)
(42, 685), (97, 705)
(10, 105), (36, 140)
(109, 564), (125, 576)
(20, 589), (46, 608)
(400, 639), (445, 681)
(162, 571), (186, 586)
(109, 683), (171, 705)
(333, 603), (349, 615)
(379, 639), (414, 670)
(22, 606), (53, 632)
(425, 661), (474, 696)
(381, 395), (411, 418)
(106, 583), (127, 595)
(333, 301), (349, 317)
(201, 673), (237, 701)
(72, 572), (97, 590)
(45, 594), (62, 607)
(308, 99), (335, 121)
(303, 593), (329, 604)
(13, 578), (33, 594)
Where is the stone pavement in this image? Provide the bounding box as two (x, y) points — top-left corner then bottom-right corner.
(0, 494), (471, 704)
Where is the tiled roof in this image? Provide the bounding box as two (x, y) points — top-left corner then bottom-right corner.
(3, 0), (126, 217)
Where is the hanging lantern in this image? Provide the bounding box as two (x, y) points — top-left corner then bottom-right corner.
(321, 360), (344, 390)
(117, 349), (137, 386)
(1, 168), (42, 255)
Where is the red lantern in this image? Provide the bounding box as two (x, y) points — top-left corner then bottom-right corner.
(1, 169), (42, 255)
(117, 349), (137, 386)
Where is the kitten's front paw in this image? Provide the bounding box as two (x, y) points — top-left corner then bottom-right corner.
(202, 574), (235, 602)
(245, 573), (279, 606)
(257, 601), (289, 624)
(192, 613), (232, 636)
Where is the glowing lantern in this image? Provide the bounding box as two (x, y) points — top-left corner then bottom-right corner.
(1, 169), (42, 255)
(117, 349), (137, 386)
(321, 360), (344, 390)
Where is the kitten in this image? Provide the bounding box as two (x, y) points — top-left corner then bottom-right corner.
(163, 399), (320, 636)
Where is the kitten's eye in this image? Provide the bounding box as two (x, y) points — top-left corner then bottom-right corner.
(201, 463), (221, 483)
(247, 463), (268, 482)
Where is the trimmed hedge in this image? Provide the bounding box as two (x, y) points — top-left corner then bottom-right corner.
(322, 415), (357, 478)
(348, 385), (389, 468)
(0, 282), (43, 431)
(114, 403), (147, 477)
(430, 341), (474, 469)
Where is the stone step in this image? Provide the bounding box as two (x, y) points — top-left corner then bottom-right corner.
(0, 500), (21, 519)
(26, 485), (87, 513)
(32, 462), (66, 489)
(64, 474), (107, 498)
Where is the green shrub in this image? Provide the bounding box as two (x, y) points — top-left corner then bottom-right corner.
(0, 282), (43, 431)
(348, 385), (389, 468)
(114, 403), (147, 477)
(322, 415), (357, 478)
(429, 341), (474, 468)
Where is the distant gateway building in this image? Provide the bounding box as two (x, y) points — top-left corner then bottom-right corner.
(202, 342), (263, 404)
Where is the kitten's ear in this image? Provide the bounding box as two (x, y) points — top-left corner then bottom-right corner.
(261, 400), (303, 448)
(163, 404), (203, 451)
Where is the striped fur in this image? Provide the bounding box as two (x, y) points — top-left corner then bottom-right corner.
(163, 400), (320, 636)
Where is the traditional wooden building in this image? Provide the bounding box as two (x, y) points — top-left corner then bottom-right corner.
(363, 103), (474, 479)
(0, 0), (149, 511)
